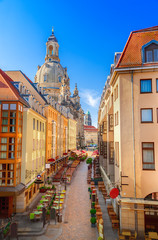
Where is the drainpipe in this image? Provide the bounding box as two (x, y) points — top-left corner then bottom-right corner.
(131, 71), (138, 235)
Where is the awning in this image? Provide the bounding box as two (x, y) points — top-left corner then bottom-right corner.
(48, 158), (55, 162)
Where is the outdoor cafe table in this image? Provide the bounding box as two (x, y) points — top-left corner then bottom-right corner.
(47, 190), (54, 193)
(34, 211), (42, 215)
(52, 206), (61, 209)
(37, 204), (44, 209)
(54, 200), (64, 204)
(122, 230), (131, 237)
(148, 232), (158, 239)
(56, 195), (64, 199)
(45, 194), (51, 197)
(43, 199), (49, 202)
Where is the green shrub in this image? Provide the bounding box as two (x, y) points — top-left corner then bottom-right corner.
(47, 210), (50, 215)
(90, 217), (96, 224)
(92, 202), (95, 206)
(86, 158), (92, 164)
(90, 208), (96, 214)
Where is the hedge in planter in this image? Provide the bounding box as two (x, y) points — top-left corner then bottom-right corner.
(92, 202), (95, 208)
(86, 158), (92, 164)
(90, 208), (96, 217)
(90, 217), (96, 227)
(39, 186), (47, 193)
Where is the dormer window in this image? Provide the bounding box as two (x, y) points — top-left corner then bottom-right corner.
(142, 41), (158, 63)
(145, 44), (158, 62)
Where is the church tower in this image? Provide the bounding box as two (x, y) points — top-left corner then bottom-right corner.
(72, 83), (80, 105)
(85, 111), (92, 126)
(45, 28), (60, 62)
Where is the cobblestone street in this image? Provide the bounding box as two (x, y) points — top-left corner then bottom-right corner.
(56, 160), (97, 240)
(19, 160), (97, 240)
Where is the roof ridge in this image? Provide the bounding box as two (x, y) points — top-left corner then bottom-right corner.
(132, 25), (158, 33)
(116, 32), (133, 68)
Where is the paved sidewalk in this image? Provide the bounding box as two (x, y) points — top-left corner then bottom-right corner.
(97, 189), (118, 240)
(19, 161), (97, 240)
(56, 161), (97, 240)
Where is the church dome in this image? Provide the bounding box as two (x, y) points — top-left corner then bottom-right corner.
(35, 61), (67, 84)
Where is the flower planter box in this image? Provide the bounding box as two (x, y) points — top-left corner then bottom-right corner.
(40, 188), (47, 193)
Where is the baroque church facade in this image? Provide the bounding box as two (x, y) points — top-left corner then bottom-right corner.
(35, 29), (85, 148)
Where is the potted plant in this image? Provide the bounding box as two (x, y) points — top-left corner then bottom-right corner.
(46, 210), (50, 220)
(88, 187), (91, 192)
(90, 208), (96, 217)
(86, 158), (92, 164)
(92, 202), (95, 208)
(39, 186), (47, 193)
(90, 217), (96, 227)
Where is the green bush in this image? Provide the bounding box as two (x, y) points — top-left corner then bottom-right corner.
(69, 157), (75, 160)
(90, 217), (96, 224)
(47, 210), (50, 215)
(86, 158), (92, 164)
(90, 208), (96, 214)
(92, 202), (95, 206)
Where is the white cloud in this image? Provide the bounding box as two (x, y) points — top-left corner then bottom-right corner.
(80, 89), (100, 108)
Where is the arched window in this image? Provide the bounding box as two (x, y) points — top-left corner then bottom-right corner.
(44, 74), (47, 82)
(48, 45), (53, 55)
(142, 40), (158, 63)
(58, 76), (62, 82)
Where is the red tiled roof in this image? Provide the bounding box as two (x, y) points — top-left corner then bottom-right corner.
(84, 125), (98, 132)
(0, 69), (29, 106)
(116, 26), (158, 68)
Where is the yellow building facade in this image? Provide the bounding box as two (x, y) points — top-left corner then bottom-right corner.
(2, 70), (77, 214)
(16, 108), (46, 212)
(68, 118), (77, 151)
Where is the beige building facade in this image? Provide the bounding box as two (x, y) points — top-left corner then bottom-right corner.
(98, 26), (158, 237)
(84, 125), (98, 146)
(68, 118), (77, 151)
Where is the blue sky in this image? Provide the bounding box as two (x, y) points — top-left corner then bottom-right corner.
(0, 0), (158, 126)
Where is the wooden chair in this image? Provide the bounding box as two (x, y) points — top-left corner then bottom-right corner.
(111, 219), (119, 229)
(129, 231), (137, 240)
(29, 213), (35, 221)
(118, 229), (126, 240)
